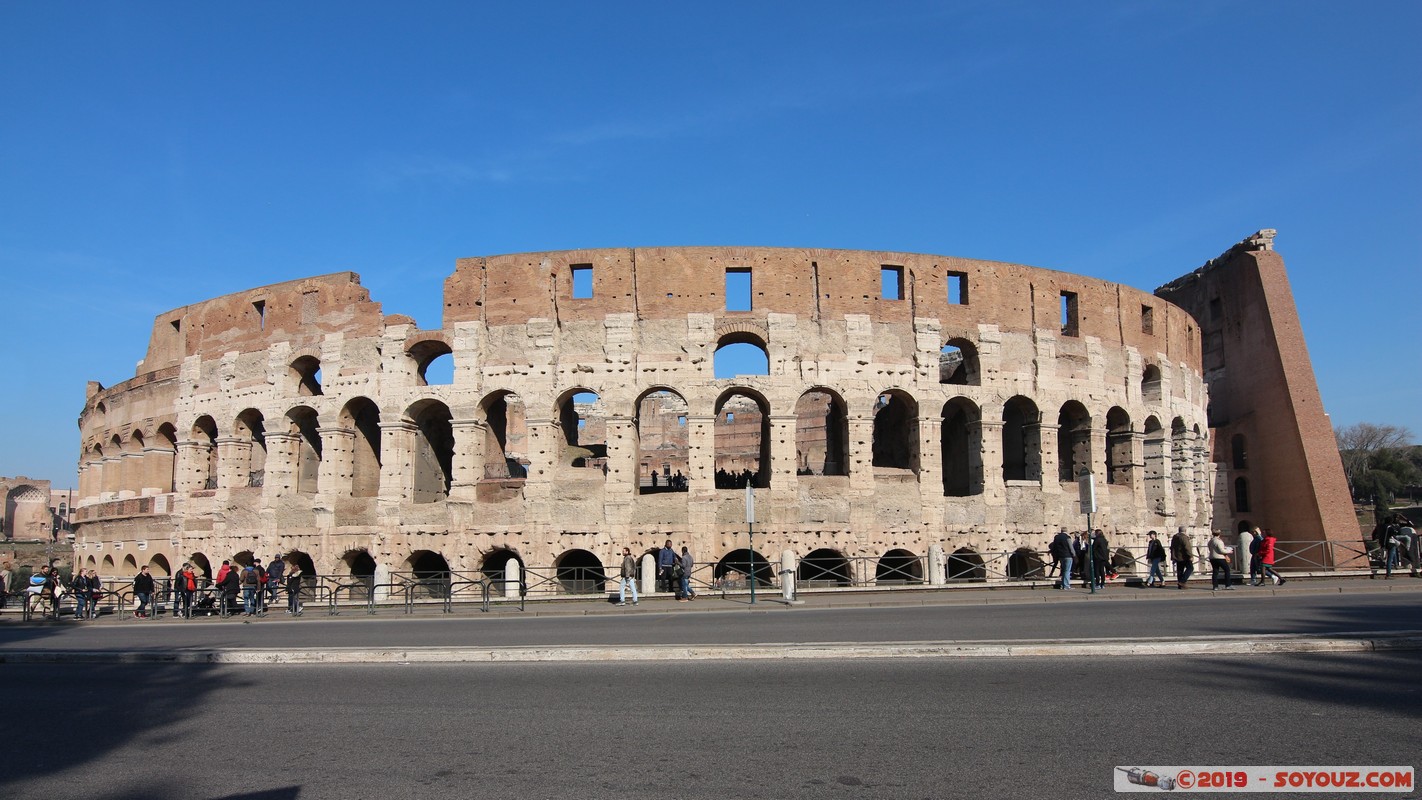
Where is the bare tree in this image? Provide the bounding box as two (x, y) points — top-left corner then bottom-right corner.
(1336, 423), (1416, 500)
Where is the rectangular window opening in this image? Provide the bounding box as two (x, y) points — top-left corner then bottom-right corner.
(1059, 291), (1079, 337)
(881, 265), (904, 300)
(947, 272), (968, 305)
(571, 264), (593, 299)
(726, 268), (752, 311)
(1209, 296), (1222, 322)
(1141, 304), (1155, 335)
(253, 300), (266, 330)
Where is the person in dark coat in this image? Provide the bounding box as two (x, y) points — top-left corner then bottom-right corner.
(132, 565), (155, 619)
(1091, 529), (1110, 588)
(1144, 531), (1167, 588)
(1170, 529), (1194, 589)
(1053, 530), (1074, 590)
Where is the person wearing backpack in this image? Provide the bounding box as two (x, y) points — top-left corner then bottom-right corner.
(241, 563), (260, 616)
(252, 558), (268, 613)
(265, 555), (285, 609)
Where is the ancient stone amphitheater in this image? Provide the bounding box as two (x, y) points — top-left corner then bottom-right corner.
(73, 245), (1238, 594)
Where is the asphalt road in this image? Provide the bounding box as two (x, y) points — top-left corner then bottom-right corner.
(4, 590), (1421, 654)
(4, 652), (1418, 800)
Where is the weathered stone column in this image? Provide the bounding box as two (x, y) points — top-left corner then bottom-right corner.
(847, 416), (875, 491)
(1144, 425), (1173, 519)
(378, 420), (418, 504)
(769, 414), (799, 495)
(603, 416), (638, 498)
(316, 427), (355, 497)
(215, 437), (249, 490)
(142, 447), (177, 494)
(101, 454), (122, 497)
(1036, 423), (1060, 493)
(1087, 426), (1110, 519)
(976, 420), (1003, 496)
(261, 432), (300, 500)
(118, 451), (142, 498)
(173, 441), (209, 493)
(449, 418), (485, 502)
(918, 416), (944, 527)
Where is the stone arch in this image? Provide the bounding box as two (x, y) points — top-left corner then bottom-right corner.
(481, 547), (525, 593)
(798, 548), (852, 586)
(192, 415), (219, 489)
(407, 399), (454, 502)
(714, 328), (770, 378)
(286, 405), (322, 495)
(290, 353), (323, 397)
(101, 554), (115, 572)
(1006, 546), (1045, 579)
(941, 397), (980, 496)
(875, 548), (923, 584)
(1105, 407), (1133, 486)
(1002, 396), (1041, 482)
(190, 552), (213, 581)
(1237, 519), (1254, 534)
(872, 389), (919, 473)
(939, 338), (979, 386)
(122, 554), (137, 571)
(794, 388), (848, 477)
(339, 398), (382, 497)
(554, 548), (606, 594)
(480, 390), (527, 479)
(554, 388), (607, 471)
(234, 408), (267, 488)
(340, 548), (377, 599)
(1141, 364), (1162, 403)
(1111, 547), (1136, 574)
(635, 388), (690, 493)
(407, 334), (454, 387)
(948, 547), (986, 581)
(714, 548), (774, 586)
(147, 553), (172, 578)
(3, 484), (48, 539)
(714, 388), (770, 489)
(1057, 401), (1092, 482)
(231, 550), (254, 567)
(405, 550), (451, 598)
(156, 422), (178, 493)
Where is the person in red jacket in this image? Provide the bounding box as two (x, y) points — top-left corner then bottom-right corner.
(1260, 529), (1286, 586)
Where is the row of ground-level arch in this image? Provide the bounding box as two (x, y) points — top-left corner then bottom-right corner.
(81, 388), (1205, 503)
(77, 544), (1123, 596)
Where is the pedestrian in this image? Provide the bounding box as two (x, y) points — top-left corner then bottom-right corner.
(27, 565), (54, 617)
(0, 560), (12, 609)
(174, 563), (197, 618)
(286, 562), (304, 615)
(657, 539), (677, 595)
(1170, 529), (1194, 589)
(679, 546), (696, 601)
(265, 555), (286, 608)
(1091, 529), (1110, 588)
(1247, 528), (1264, 586)
(133, 565), (155, 619)
(1208, 531), (1234, 590)
(1072, 533), (1085, 582)
(617, 547), (639, 606)
(241, 562), (261, 616)
(1053, 530), (1074, 590)
(1384, 516), (1419, 578)
(1144, 531), (1166, 588)
(252, 558), (268, 612)
(219, 561), (241, 616)
(1259, 529), (1286, 586)
(72, 568), (93, 620)
(1045, 534), (1062, 579)
(86, 570), (103, 619)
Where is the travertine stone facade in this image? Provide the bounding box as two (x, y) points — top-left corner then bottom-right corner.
(73, 248), (1216, 588)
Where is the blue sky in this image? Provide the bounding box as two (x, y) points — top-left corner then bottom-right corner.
(2, 1), (1418, 487)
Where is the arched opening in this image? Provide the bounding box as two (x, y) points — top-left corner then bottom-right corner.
(122, 554), (137, 571)
(872, 390), (919, 473)
(1234, 476), (1251, 513)
(1237, 519), (1254, 534)
(124, 431), (145, 494)
(101, 555), (115, 572)
(341, 549), (377, 599)
(1006, 547), (1045, 579)
(291, 355), (323, 397)
(235, 409), (267, 488)
(1057, 401), (1092, 482)
(286, 406), (322, 495)
(481, 548), (525, 594)
(714, 336), (769, 378)
(1231, 434), (1248, 470)
(409, 399), (454, 502)
(554, 549), (606, 594)
(875, 549), (923, 585)
(409, 339), (454, 386)
(1111, 547), (1137, 575)
(1002, 396), (1041, 481)
(1141, 364), (1162, 403)
(714, 390), (770, 489)
(340, 398), (382, 497)
(231, 550), (254, 567)
(636, 389), (690, 493)
(481, 391), (527, 479)
(941, 397), (979, 496)
(714, 549), (774, 587)
(794, 389), (848, 476)
(948, 547), (986, 581)
(189, 552), (213, 582)
(798, 548), (852, 587)
(938, 338), (979, 385)
(147, 554), (171, 578)
(1105, 407), (1133, 486)
(193, 416), (219, 490)
(156, 423), (178, 493)
(406, 550), (451, 598)
(556, 390), (607, 471)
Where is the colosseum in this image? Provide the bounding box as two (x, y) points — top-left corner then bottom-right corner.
(71, 233), (1357, 596)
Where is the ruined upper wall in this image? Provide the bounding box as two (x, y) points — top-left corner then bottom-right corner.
(446, 246), (1200, 368)
(137, 272), (387, 374)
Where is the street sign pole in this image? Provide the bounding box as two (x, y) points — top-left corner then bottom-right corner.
(746, 484), (756, 605)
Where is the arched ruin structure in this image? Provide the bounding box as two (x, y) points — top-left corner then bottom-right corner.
(70, 239), (1353, 586)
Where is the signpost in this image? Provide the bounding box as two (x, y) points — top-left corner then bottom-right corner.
(746, 484), (756, 605)
(1078, 473), (1097, 594)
